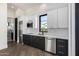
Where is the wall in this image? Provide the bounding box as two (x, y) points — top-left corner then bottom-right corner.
(7, 7), (15, 18)
(16, 8), (25, 17)
(68, 3), (75, 56)
(18, 15), (39, 35)
(7, 6), (24, 18)
(0, 3), (7, 50)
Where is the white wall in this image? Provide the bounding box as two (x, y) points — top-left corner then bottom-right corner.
(0, 3), (7, 50)
(18, 15), (39, 35)
(7, 7), (15, 18)
(68, 3), (75, 56)
(16, 8), (25, 17)
(71, 3), (75, 56)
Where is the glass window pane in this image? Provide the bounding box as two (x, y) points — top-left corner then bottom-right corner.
(40, 14), (47, 32)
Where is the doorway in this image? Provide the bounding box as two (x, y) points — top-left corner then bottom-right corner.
(19, 21), (23, 43)
(15, 18), (18, 42)
(7, 17), (15, 47)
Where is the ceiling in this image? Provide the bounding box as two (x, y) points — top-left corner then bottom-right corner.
(7, 3), (68, 11)
(7, 3), (42, 11)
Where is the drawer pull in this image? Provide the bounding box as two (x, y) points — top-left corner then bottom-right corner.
(57, 40), (65, 43)
(58, 51), (64, 54)
(57, 45), (64, 48)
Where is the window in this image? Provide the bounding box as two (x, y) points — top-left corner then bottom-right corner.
(39, 14), (47, 32)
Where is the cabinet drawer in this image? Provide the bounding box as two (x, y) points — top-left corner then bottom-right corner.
(57, 46), (67, 52)
(57, 50), (68, 56)
(57, 40), (65, 43)
(57, 51), (65, 56)
(56, 39), (68, 46)
(57, 45), (65, 48)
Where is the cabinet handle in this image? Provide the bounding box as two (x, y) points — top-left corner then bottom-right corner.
(58, 51), (64, 54)
(58, 40), (65, 43)
(57, 45), (65, 48)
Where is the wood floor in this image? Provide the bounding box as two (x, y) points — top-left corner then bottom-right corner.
(0, 41), (53, 56)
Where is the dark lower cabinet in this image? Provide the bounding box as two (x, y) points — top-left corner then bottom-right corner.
(23, 35), (32, 45)
(35, 36), (45, 50)
(75, 3), (79, 56)
(23, 34), (68, 56)
(23, 34), (45, 50)
(56, 39), (68, 56)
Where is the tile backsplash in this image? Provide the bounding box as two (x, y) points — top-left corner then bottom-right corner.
(45, 28), (69, 39)
(25, 28), (69, 39)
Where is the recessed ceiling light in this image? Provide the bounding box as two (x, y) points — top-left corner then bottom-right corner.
(40, 4), (47, 11)
(40, 4), (47, 9)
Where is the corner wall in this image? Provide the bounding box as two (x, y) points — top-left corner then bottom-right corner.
(0, 3), (7, 50)
(68, 3), (75, 56)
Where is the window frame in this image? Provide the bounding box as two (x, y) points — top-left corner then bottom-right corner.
(39, 14), (48, 32)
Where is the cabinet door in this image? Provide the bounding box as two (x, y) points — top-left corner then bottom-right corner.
(31, 36), (39, 48)
(38, 37), (45, 50)
(75, 3), (79, 56)
(47, 9), (58, 28)
(31, 36), (45, 50)
(56, 39), (68, 56)
(23, 35), (32, 45)
(58, 7), (68, 28)
(31, 36), (39, 45)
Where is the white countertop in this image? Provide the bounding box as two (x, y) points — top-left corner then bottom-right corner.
(24, 33), (68, 40)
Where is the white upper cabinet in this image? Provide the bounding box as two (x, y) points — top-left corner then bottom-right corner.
(47, 6), (68, 28)
(58, 7), (68, 28)
(47, 9), (58, 28)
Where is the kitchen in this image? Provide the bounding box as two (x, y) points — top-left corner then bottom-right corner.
(6, 3), (69, 56)
(17, 3), (69, 56)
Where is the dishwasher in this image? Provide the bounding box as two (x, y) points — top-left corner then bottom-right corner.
(45, 37), (56, 54)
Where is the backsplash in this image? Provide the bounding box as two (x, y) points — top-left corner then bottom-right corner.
(25, 28), (69, 39)
(45, 28), (69, 39)
(25, 28), (39, 34)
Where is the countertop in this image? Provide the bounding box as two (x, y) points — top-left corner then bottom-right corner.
(23, 33), (68, 40)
